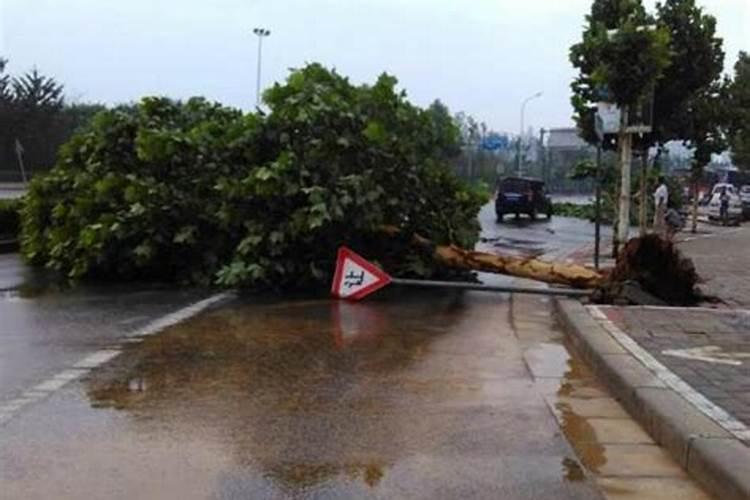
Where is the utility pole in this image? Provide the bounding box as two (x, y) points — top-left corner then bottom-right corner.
(539, 128), (547, 182)
(252, 27), (271, 109)
(517, 92), (542, 176)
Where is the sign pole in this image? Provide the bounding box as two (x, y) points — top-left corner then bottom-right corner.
(14, 138), (27, 184)
(390, 278), (590, 298)
(331, 246), (591, 301)
(594, 142), (602, 270)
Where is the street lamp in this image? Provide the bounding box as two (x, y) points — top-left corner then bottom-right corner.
(516, 91), (543, 176)
(252, 27), (271, 109)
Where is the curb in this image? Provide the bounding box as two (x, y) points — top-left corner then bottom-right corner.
(555, 298), (750, 500)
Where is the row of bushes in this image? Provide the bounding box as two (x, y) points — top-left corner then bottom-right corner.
(553, 202), (597, 221)
(0, 198), (21, 239)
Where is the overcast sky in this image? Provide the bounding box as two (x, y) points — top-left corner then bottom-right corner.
(1, 0), (747, 133)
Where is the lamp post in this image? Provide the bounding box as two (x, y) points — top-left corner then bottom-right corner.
(252, 27), (271, 109)
(516, 91), (543, 176)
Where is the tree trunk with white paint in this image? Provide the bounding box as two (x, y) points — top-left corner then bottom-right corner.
(617, 107), (632, 249)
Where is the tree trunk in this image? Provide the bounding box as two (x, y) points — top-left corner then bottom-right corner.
(616, 107), (632, 250)
(431, 244), (603, 289)
(379, 226), (604, 290)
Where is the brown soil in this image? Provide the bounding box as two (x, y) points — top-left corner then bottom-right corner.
(596, 235), (701, 306)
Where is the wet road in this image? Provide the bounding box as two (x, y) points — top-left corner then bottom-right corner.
(1, 291), (606, 499)
(0, 208), (708, 499)
(476, 203), (609, 263)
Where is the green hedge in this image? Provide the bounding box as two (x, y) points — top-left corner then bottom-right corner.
(0, 198), (21, 239)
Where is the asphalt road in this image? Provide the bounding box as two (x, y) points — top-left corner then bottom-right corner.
(0, 208), (702, 499)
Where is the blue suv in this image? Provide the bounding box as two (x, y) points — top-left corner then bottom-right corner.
(495, 176), (553, 222)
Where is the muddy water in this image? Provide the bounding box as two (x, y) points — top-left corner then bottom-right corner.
(0, 290), (606, 500)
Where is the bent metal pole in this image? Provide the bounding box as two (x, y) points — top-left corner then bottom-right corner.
(390, 278), (591, 298)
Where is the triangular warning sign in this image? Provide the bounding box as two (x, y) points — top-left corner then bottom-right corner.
(331, 247), (392, 301)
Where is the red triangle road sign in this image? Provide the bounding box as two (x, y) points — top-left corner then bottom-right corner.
(331, 247), (392, 301)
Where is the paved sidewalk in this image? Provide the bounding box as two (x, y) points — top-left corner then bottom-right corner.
(594, 306), (750, 435)
(679, 227), (750, 308)
(557, 227), (750, 500)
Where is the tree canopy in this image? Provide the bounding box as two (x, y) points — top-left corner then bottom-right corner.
(570, 0), (725, 152)
(21, 64), (486, 289)
(728, 52), (750, 170)
(0, 60), (104, 180)
(652, 0), (724, 145)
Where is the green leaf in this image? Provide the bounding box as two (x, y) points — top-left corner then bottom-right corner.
(363, 121), (387, 144)
(173, 225), (197, 244)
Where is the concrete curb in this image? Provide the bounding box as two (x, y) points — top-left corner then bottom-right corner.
(555, 298), (750, 500)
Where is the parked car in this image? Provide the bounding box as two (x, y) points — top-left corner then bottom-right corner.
(495, 176), (552, 222)
(706, 183), (742, 223)
(740, 185), (750, 220)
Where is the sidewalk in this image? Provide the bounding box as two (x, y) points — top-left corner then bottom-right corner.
(557, 226), (750, 500)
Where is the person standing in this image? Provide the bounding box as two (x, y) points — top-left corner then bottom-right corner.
(720, 186), (730, 226)
(653, 176), (668, 237)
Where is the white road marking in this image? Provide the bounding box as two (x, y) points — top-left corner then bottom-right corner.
(627, 305), (750, 314)
(72, 349), (122, 369)
(0, 292), (232, 427)
(662, 346), (750, 366)
(679, 226), (744, 243)
(588, 305), (750, 442)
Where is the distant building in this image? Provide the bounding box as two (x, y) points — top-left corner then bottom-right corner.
(545, 128), (595, 193)
(547, 128), (590, 151)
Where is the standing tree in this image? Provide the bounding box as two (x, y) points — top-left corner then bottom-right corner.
(728, 52), (750, 170)
(425, 100), (462, 161)
(0, 59), (11, 104)
(0, 61), (104, 180)
(655, 0), (725, 234)
(570, 0), (671, 255)
(685, 82), (728, 232)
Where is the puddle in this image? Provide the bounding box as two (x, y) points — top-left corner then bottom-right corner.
(83, 293), (488, 493)
(561, 456), (586, 482)
(539, 342), (608, 476)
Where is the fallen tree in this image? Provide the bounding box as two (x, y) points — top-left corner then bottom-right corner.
(20, 65), (486, 288)
(19, 64), (700, 302)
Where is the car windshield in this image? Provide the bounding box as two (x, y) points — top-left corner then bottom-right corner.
(500, 179), (530, 192)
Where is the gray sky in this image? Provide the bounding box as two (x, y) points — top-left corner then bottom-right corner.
(1, 0), (747, 133)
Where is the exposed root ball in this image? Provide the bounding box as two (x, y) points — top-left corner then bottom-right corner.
(597, 235), (701, 306)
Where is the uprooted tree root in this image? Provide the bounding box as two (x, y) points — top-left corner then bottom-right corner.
(593, 234), (702, 306)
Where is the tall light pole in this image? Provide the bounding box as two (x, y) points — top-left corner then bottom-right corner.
(252, 27), (271, 109)
(516, 91), (543, 176)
